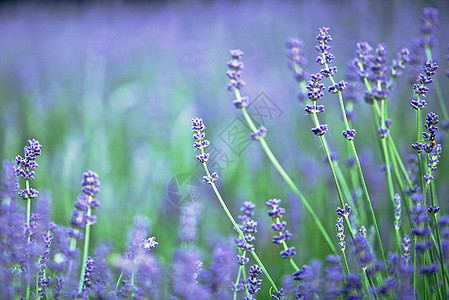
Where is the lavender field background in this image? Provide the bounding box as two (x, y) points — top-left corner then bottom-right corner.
(1, 0), (449, 298)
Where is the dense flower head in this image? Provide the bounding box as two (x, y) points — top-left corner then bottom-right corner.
(420, 8), (438, 49)
(311, 124), (328, 136)
(286, 38), (308, 83)
(192, 118), (213, 166)
(247, 264), (263, 295)
(14, 139), (42, 200)
(391, 47), (410, 78)
(412, 60), (438, 100)
(306, 73), (325, 101)
(227, 49), (247, 97)
(235, 201), (257, 253)
(81, 171), (100, 198)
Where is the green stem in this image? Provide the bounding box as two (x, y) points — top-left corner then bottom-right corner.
(424, 46), (449, 122)
(239, 107), (337, 255)
(78, 204), (92, 297)
(202, 162), (279, 294)
(114, 271), (124, 295)
(325, 60), (386, 267)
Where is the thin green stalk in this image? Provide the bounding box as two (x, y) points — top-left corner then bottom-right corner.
(334, 163), (362, 224)
(237, 105), (337, 255)
(424, 47), (449, 122)
(25, 180), (31, 300)
(387, 137), (414, 189)
(325, 61), (386, 267)
(416, 108), (424, 193)
(114, 271), (124, 294)
(78, 204), (92, 297)
(202, 161), (279, 294)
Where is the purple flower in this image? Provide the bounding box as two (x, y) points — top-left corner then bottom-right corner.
(280, 247), (296, 259)
(394, 194), (401, 230)
(227, 50), (247, 100)
(311, 124), (328, 136)
(77, 257), (96, 299)
(250, 126), (267, 140)
(286, 38), (308, 84)
(420, 8), (438, 49)
(306, 73), (325, 101)
(247, 265), (263, 295)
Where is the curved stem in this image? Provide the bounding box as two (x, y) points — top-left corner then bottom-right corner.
(202, 161), (279, 294)
(239, 107), (337, 255)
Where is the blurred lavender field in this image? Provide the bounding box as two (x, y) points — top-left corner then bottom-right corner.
(1, 0), (449, 298)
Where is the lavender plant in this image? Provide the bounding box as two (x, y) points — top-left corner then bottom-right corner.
(2, 4), (449, 300)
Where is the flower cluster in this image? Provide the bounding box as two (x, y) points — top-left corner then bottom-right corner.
(14, 139), (42, 200)
(420, 8), (438, 49)
(227, 49), (249, 108)
(37, 231), (54, 298)
(266, 199), (295, 259)
(410, 61), (438, 110)
(286, 38), (308, 101)
(245, 265), (263, 298)
(235, 201), (257, 254)
(250, 126), (267, 141)
(78, 256), (96, 299)
(412, 112), (440, 154)
(70, 171), (101, 230)
(335, 218), (346, 251)
(394, 193), (401, 230)
(192, 118), (218, 184)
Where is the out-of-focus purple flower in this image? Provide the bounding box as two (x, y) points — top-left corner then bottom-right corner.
(250, 126), (267, 141)
(286, 39), (308, 81)
(170, 249), (210, 299)
(227, 49), (247, 108)
(207, 244), (236, 299)
(293, 261), (322, 299)
(391, 48), (410, 78)
(354, 226), (375, 269)
(420, 8), (438, 49)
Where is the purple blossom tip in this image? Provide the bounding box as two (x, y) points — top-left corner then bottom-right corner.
(311, 124), (328, 136)
(250, 126), (266, 140)
(230, 49), (244, 59)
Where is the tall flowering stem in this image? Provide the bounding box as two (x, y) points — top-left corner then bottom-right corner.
(227, 50), (337, 255)
(266, 199), (299, 272)
(76, 171), (101, 298)
(14, 139), (42, 300)
(192, 118), (279, 296)
(355, 42), (414, 195)
(419, 8), (449, 127)
(313, 28), (386, 266)
(15, 139), (42, 242)
(411, 61), (438, 193)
